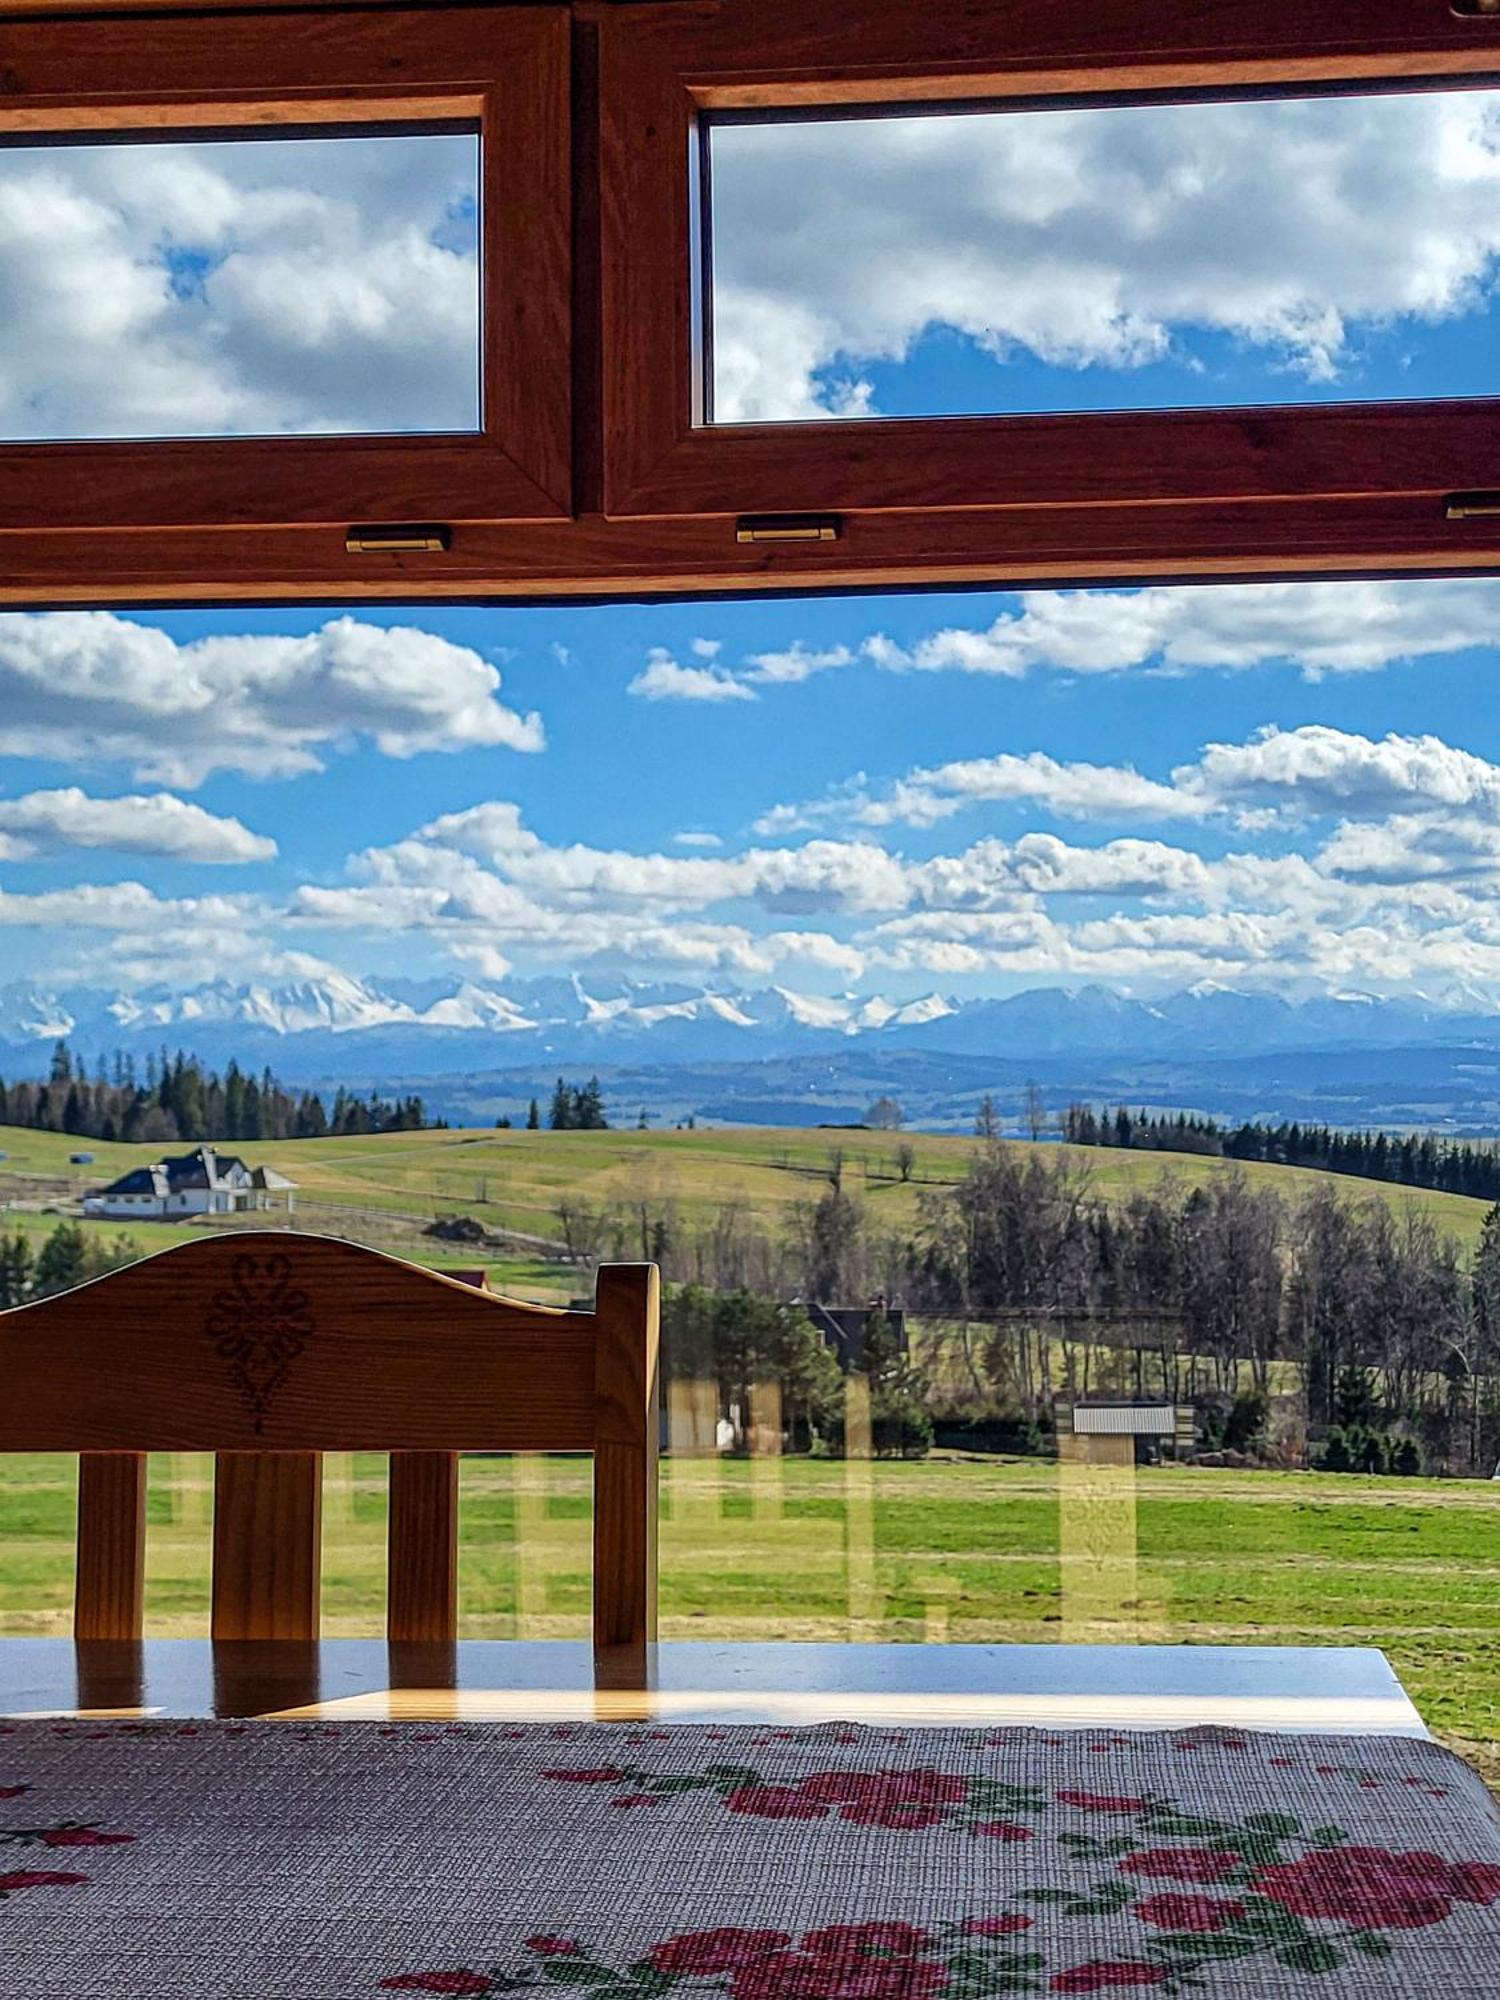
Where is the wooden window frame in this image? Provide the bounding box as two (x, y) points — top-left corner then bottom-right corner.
(0, 4), (571, 541)
(11, 1), (1500, 600)
(595, 0), (1500, 592)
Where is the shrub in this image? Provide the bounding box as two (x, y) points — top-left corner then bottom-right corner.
(1393, 1437), (1423, 1477)
(1321, 1428), (1352, 1473)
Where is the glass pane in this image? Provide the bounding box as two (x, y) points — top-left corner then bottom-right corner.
(0, 131), (479, 441)
(5, 582), (1500, 1790)
(0, 1455), (76, 1635)
(709, 88), (1500, 421)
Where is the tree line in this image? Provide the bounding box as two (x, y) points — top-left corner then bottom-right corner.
(549, 1140), (1500, 1475)
(1062, 1103), (1500, 1201)
(0, 1220), (142, 1307)
(0, 1042), (430, 1145)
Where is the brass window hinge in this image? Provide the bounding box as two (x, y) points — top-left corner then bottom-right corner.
(1446, 492), (1500, 520)
(345, 523), (452, 554)
(735, 513), (843, 545)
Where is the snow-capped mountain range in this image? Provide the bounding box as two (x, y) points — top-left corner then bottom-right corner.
(4, 972), (1500, 1079)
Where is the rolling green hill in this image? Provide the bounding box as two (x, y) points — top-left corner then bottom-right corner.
(2, 1119), (1495, 1253)
(1, 1119), (1495, 1307)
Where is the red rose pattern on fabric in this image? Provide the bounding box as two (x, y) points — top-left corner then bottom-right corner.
(382, 1978), (496, 1996)
(1253, 1845), (1500, 1930)
(1119, 1848), (1241, 1884)
(540, 1758), (1047, 1837)
(0, 1812), (135, 1905)
(388, 1762), (1500, 1995)
(1051, 1964), (1168, 1993)
(386, 1920), (1044, 2000)
(0, 1868), (87, 1891)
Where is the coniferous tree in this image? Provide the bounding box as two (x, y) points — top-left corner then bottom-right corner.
(32, 1222), (88, 1299)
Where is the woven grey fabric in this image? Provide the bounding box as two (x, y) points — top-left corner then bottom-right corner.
(0, 1720), (1495, 1998)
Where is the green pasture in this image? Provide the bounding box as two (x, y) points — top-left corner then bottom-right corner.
(1, 1121), (1492, 1250)
(1, 1453), (1495, 1759)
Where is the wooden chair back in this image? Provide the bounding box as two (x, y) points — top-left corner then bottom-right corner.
(0, 1235), (658, 1648)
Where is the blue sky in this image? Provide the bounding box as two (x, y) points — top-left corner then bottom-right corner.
(6, 91), (1500, 1006)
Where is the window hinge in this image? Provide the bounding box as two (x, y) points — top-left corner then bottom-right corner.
(735, 513), (843, 545)
(345, 523), (452, 554)
(1446, 492), (1500, 520)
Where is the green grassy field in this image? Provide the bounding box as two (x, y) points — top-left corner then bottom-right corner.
(1, 1452), (1495, 1756)
(2, 1120), (1493, 1253)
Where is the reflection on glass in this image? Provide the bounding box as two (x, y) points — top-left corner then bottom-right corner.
(709, 88), (1500, 421)
(0, 1119), (1494, 1768)
(0, 132), (480, 441)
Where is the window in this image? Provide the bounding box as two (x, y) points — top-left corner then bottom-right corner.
(2, 131), (481, 443)
(0, 5), (569, 559)
(706, 89), (1500, 424)
(7, 2), (1500, 598)
(594, 0), (1500, 596)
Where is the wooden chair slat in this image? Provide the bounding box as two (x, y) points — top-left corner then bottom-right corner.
(592, 1264), (660, 1651)
(388, 1451), (459, 1643)
(211, 1452), (322, 1641)
(74, 1452), (147, 1641)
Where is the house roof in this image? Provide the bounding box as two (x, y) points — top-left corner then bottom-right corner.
(92, 1145), (295, 1199)
(93, 1165), (168, 1198)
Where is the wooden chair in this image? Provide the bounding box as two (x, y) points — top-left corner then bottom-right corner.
(0, 1235), (658, 1649)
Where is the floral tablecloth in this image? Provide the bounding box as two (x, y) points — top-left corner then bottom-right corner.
(0, 1718), (1497, 1997)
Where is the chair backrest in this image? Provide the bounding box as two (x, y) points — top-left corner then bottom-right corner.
(0, 1234), (658, 1649)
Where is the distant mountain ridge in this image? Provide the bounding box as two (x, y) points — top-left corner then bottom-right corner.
(3, 972), (1500, 1079)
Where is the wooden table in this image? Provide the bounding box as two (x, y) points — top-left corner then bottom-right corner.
(0, 1638), (1427, 1734)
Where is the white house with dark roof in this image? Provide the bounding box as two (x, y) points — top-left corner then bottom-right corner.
(83, 1146), (297, 1221)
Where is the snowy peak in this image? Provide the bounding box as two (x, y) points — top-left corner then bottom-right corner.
(7, 975), (1500, 1078)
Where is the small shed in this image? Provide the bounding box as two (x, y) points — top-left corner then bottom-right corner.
(1057, 1400), (1196, 1462)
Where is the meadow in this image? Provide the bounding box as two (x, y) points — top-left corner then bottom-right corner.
(2, 1119), (1494, 1285)
(3, 1122), (1499, 1778)
(0, 1451), (1495, 1768)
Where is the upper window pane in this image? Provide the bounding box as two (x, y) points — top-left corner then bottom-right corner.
(709, 88), (1500, 423)
(0, 131), (480, 441)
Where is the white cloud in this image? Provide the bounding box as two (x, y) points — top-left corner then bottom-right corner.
(743, 642), (857, 687)
(627, 648), (756, 704)
(1179, 725), (1500, 823)
(0, 788), (274, 863)
(712, 91), (1500, 420)
(0, 612), (543, 785)
(1317, 815), (1500, 886)
(768, 751), (1206, 832)
(868, 580), (1500, 682)
(673, 831), (724, 849)
(0, 133), (477, 439)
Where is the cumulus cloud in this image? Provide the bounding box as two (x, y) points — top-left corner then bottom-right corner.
(0, 612), (543, 784)
(27, 710), (1500, 1006)
(626, 648), (756, 704)
(1179, 725), (1500, 823)
(712, 90), (1500, 420)
(654, 581), (1500, 716)
(761, 752), (1205, 832)
(760, 724), (1500, 843)
(869, 580), (1500, 682)
(0, 788), (275, 863)
(0, 133), (477, 439)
